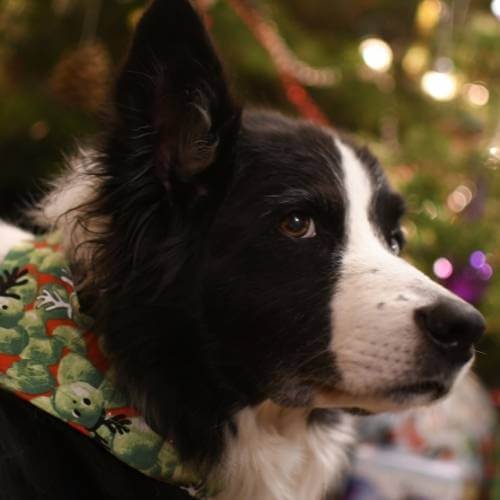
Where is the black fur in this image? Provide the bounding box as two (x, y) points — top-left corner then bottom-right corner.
(72, 0), (352, 471)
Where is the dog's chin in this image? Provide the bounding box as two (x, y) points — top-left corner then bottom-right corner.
(313, 351), (476, 415)
(313, 379), (453, 415)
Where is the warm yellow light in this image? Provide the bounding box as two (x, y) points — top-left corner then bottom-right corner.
(416, 0), (443, 33)
(491, 0), (500, 19)
(490, 146), (500, 160)
(421, 70), (458, 101)
(402, 45), (429, 76)
(359, 38), (393, 72)
(464, 83), (490, 106)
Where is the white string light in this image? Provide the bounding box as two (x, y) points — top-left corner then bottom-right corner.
(418, 0), (460, 104)
(359, 38), (393, 72)
(421, 69), (458, 101)
(491, 0), (500, 20)
(489, 146), (500, 160)
(487, 122), (500, 163)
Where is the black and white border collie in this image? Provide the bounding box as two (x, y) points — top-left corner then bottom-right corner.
(0, 1), (485, 499)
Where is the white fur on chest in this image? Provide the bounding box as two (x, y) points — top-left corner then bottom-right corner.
(215, 405), (355, 500)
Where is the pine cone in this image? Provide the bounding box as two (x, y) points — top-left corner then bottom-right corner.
(50, 42), (111, 113)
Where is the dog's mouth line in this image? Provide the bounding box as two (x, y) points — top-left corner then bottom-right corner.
(314, 378), (449, 413)
(384, 380), (447, 397)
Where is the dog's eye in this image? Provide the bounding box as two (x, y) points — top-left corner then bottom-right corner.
(280, 213), (316, 239)
(390, 229), (404, 255)
(390, 238), (400, 255)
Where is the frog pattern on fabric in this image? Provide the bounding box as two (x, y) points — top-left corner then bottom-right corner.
(0, 233), (216, 499)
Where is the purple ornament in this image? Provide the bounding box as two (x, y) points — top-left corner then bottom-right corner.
(444, 252), (493, 304)
(469, 251), (486, 269)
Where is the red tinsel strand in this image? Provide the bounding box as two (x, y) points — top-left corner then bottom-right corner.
(225, 2), (337, 87)
(222, 0), (332, 127)
(278, 72), (331, 126)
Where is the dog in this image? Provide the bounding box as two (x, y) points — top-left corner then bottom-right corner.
(0, 1), (486, 499)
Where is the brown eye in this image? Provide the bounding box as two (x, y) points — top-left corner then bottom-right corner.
(280, 213), (316, 239)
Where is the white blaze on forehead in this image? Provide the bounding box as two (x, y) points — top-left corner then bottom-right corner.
(336, 140), (380, 248)
(333, 136), (460, 300)
(334, 138), (398, 271)
(329, 138), (462, 397)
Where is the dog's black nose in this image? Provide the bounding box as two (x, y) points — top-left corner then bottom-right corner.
(415, 300), (485, 360)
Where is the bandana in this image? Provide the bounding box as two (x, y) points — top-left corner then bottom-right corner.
(0, 233), (217, 499)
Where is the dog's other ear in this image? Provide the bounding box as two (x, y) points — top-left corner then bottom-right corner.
(111, 0), (240, 188)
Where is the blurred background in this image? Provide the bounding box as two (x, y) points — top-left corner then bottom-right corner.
(0, 0), (499, 497)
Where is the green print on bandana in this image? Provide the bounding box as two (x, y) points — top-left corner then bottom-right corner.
(0, 233), (218, 499)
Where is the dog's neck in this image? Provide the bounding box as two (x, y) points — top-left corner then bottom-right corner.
(216, 402), (355, 500)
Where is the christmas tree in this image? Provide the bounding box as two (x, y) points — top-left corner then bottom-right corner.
(0, 0), (499, 383)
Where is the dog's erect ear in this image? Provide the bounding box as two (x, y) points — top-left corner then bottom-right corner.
(111, 0), (240, 187)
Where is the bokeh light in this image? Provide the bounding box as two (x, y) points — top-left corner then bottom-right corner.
(468, 251), (494, 281)
(433, 257), (454, 279)
(479, 264), (494, 281)
(464, 83), (490, 106)
(470, 251), (487, 269)
(447, 185), (473, 213)
(421, 70), (458, 101)
(492, 0), (500, 20)
(416, 0), (443, 33)
(402, 45), (429, 76)
(359, 38), (393, 72)
(422, 200), (438, 219)
(490, 146), (500, 161)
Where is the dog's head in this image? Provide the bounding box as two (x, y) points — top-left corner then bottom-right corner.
(80, 0), (484, 424)
(201, 111), (484, 415)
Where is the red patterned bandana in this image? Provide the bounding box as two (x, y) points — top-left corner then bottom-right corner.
(0, 233), (217, 499)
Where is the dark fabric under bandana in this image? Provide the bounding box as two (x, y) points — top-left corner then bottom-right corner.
(0, 233), (217, 499)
